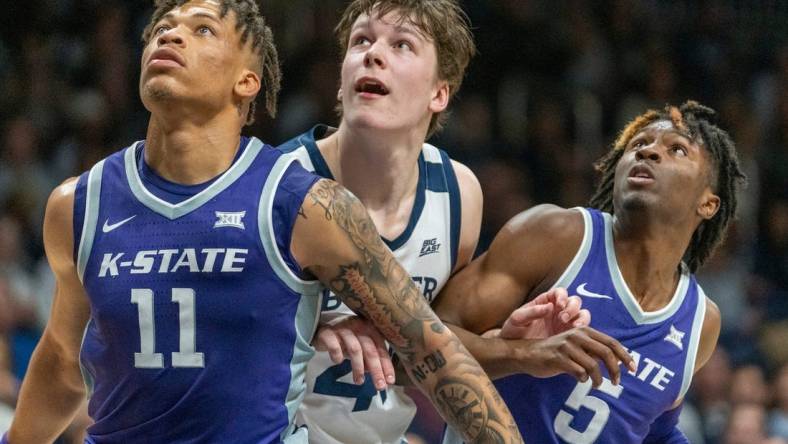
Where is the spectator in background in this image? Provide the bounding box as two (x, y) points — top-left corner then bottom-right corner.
(729, 364), (770, 407)
(0, 116), (53, 256)
(0, 1), (787, 442)
(692, 347), (733, 443)
(0, 215), (38, 332)
(724, 403), (769, 444)
(770, 363), (788, 440)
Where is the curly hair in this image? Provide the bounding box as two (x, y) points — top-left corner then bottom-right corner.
(589, 101), (747, 272)
(335, 0), (476, 137)
(142, 0), (281, 124)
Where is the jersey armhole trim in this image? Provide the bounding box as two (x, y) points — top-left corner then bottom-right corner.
(257, 153), (321, 295)
(677, 287), (707, 402)
(551, 207), (592, 289)
(77, 159), (106, 283)
(438, 149), (461, 271)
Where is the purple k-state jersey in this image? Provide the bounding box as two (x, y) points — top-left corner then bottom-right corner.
(72, 137), (322, 443)
(444, 207), (708, 444)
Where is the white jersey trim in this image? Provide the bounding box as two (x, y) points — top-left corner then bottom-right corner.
(257, 153), (321, 295)
(77, 159), (105, 283)
(678, 286), (707, 402)
(604, 212), (691, 325)
(552, 207), (593, 289)
(258, 153), (322, 442)
(124, 138), (264, 220)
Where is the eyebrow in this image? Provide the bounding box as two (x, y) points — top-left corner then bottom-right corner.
(350, 19), (426, 41)
(634, 127), (692, 141)
(192, 12), (222, 24)
(160, 11), (223, 25)
(663, 129), (693, 140)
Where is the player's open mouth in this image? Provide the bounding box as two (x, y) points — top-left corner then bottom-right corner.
(627, 164), (655, 185)
(355, 77), (390, 96)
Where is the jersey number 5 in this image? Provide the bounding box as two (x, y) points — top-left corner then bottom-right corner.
(554, 378), (623, 444)
(131, 288), (205, 368)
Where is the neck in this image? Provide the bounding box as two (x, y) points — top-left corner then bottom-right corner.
(317, 123), (424, 211)
(144, 109), (244, 185)
(611, 208), (698, 311)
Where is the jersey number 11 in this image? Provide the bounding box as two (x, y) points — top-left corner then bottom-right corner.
(131, 288), (205, 369)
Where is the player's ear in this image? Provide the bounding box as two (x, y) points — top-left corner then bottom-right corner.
(697, 188), (720, 220)
(337, 88), (343, 102)
(429, 80), (449, 113)
(235, 69), (261, 100)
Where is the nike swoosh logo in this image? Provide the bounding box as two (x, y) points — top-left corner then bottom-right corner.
(576, 283), (613, 300)
(102, 215), (136, 233)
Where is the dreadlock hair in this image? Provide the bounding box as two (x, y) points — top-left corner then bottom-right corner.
(141, 0), (281, 125)
(589, 100), (747, 273)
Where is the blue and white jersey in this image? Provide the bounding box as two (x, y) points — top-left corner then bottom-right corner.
(444, 207), (708, 444)
(74, 137), (322, 443)
(278, 125), (462, 444)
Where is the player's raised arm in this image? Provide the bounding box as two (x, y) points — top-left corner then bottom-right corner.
(433, 205), (633, 384)
(8, 179), (91, 444)
(292, 179), (522, 444)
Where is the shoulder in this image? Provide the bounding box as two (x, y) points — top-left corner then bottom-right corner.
(449, 160), (482, 270)
(480, 204), (585, 292)
(44, 178), (80, 270)
(494, 204), (584, 248)
(275, 124), (333, 153)
(694, 295), (721, 373)
(450, 160), (482, 207)
(46, 177), (79, 220)
(275, 129), (311, 153)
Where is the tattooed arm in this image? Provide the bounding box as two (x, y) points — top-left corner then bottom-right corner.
(291, 179), (523, 444)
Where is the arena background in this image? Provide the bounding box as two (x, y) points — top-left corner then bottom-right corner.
(0, 1), (786, 443)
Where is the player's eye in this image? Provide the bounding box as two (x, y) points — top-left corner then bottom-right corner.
(353, 35), (371, 46)
(630, 138), (646, 149)
(671, 144), (688, 156)
(197, 25), (214, 36)
(395, 41), (413, 51)
(154, 25), (171, 36)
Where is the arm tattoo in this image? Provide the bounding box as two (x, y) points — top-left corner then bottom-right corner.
(411, 350), (447, 383)
(303, 180), (434, 357)
(302, 180), (523, 443)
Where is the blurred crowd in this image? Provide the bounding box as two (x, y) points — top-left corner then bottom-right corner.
(0, 1), (786, 443)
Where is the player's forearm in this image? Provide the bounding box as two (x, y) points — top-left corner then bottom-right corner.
(395, 324), (524, 443)
(10, 335), (86, 443)
(302, 181), (523, 443)
(445, 323), (527, 380)
(327, 269), (523, 442)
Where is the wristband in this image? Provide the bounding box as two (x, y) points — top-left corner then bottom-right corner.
(1, 431), (9, 444)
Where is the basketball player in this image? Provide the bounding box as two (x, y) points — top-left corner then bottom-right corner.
(3, 1), (522, 443)
(278, 1), (632, 443)
(438, 101), (746, 443)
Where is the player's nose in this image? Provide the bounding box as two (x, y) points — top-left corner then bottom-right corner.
(157, 27), (185, 47)
(635, 144), (661, 162)
(363, 43), (386, 69)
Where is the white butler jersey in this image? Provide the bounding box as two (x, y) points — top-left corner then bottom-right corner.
(277, 125), (462, 444)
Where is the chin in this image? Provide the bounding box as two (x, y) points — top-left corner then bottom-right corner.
(350, 109), (423, 134)
(346, 112), (393, 131)
(618, 194), (657, 213)
(142, 82), (175, 102)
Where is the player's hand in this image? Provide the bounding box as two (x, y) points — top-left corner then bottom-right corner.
(312, 315), (395, 390)
(515, 326), (635, 387)
(491, 287), (590, 340)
